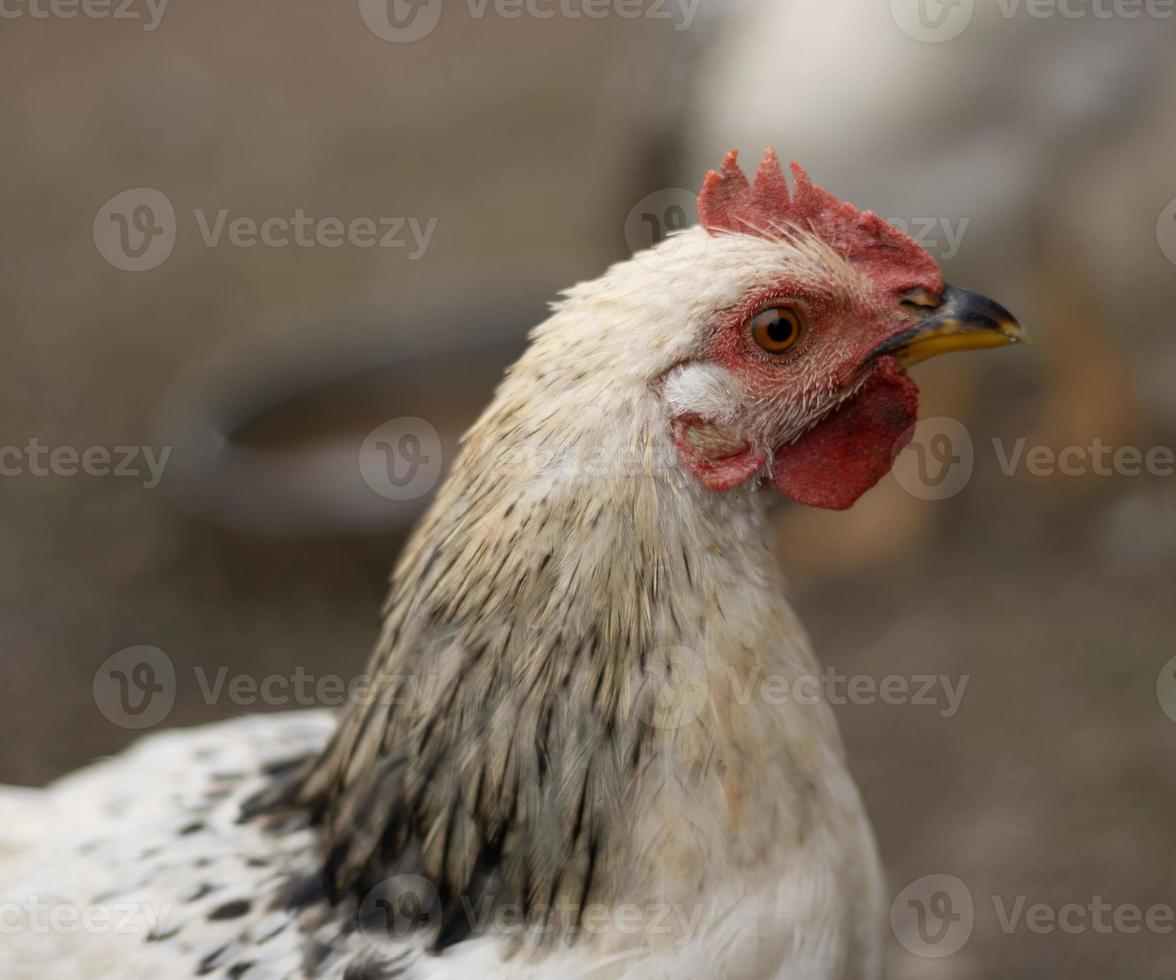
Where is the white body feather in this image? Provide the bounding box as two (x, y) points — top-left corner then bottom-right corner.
(0, 710), (880, 979)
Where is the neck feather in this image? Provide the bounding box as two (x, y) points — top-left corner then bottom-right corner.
(257, 331), (841, 947)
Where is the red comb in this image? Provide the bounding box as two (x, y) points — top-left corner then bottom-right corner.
(697, 149), (937, 278)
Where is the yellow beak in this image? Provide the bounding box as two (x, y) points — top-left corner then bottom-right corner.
(876, 284), (1027, 366)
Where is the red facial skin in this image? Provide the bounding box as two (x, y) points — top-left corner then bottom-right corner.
(672, 269), (940, 508)
(707, 266), (941, 393)
(674, 150), (948, 509)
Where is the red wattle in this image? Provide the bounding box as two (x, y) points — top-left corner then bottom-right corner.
(771, 358), (918, 511)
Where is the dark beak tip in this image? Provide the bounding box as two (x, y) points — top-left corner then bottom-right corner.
(943, 283), (1027, 340)
(874, 282), (1028, 365)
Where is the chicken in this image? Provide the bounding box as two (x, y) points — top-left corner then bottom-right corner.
(0, 150), (1023, 980)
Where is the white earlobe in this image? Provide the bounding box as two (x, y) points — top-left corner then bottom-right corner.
(662, 362), (747, 426)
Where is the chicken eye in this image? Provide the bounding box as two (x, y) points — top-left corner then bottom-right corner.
(750, 306), (804, 355)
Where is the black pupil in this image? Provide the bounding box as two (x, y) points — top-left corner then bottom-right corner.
(766, 312), (794, 344)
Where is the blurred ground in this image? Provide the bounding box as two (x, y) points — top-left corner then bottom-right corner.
(1, 2), (1174, 978)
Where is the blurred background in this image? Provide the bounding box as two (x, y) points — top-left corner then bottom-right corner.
(2, 1), (1175, 976)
